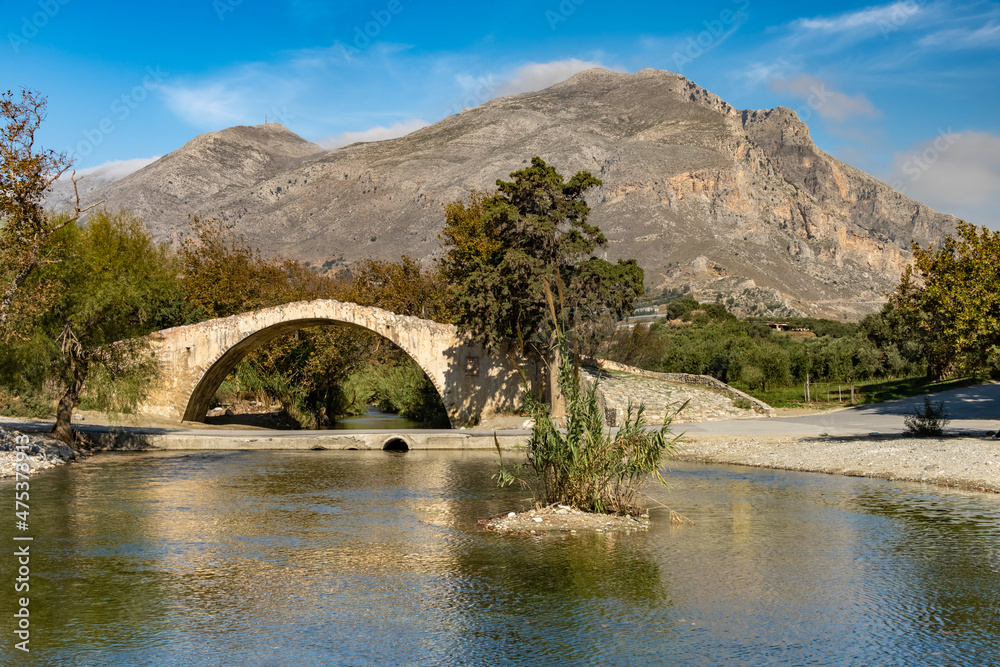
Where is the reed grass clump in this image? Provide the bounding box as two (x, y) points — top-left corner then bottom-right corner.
(494, 282), (680, 515)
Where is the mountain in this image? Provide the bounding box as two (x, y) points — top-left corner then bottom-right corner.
(71, 68), (959, 319)
(81, 123), (325, 245)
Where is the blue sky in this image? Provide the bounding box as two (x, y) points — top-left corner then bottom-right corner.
(3, 0), (999, 228)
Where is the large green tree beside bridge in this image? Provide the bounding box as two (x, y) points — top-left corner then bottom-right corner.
(439, 157), (644, 356)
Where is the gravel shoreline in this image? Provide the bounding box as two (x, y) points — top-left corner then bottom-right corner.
(0, 427), (80, 478)
(675, 434), (1000, 493)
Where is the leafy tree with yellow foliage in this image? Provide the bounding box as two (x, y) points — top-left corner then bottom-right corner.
(1, 88), (102, 336)
(893, 221), (1000, 378)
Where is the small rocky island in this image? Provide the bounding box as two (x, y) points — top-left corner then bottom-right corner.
(481, 504), (651, 534)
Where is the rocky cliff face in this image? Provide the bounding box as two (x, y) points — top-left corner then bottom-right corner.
(71, 68), (959, 319)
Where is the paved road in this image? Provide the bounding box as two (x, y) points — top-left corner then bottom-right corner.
(683, 381), (1000, 437)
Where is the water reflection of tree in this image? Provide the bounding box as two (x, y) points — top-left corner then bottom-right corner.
(852, 489), (1000, 661)
(431, 529), (672, 663)
(477, 533), (668, 604)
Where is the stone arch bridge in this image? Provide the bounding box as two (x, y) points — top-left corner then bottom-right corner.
(139, 300), (540, 428)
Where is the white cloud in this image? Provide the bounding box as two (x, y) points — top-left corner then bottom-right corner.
(46, 156), (160, 210)
(70, 156), (160, 181)
(790, 1), (921, 35)
(770, 75), (880, 122)
(320, 118), (428, 148)
(887, 131), (1000, 229)
(162, 82), (254, 128)
(493, 58), (619, 96)
(918, 21), (1000, 48)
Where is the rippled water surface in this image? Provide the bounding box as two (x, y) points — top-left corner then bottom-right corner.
(2, 451), (999, 666)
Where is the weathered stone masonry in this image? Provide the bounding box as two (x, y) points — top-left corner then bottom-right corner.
(139, 300), (539, 428)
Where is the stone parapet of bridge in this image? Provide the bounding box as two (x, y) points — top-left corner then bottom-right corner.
(139, 299), (538, 428)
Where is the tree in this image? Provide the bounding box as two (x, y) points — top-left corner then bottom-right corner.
(439, 157), (643, 355)
(345, 255), (453, 323)
(728, 339), (790, 392)
(572, 257), (644, 321)
(10, 211), (183, 443)
(893, 221), (1000, 378)
(860, 302), (927, 377)
(0, 88), (101, 335)
(178, 217), (300, 319)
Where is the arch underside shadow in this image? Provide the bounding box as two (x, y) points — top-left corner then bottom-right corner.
(181, 318), (450, 426)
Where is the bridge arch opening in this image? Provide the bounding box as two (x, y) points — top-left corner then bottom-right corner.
(381, 437), (410, 452)
(181, 317), (450, 429)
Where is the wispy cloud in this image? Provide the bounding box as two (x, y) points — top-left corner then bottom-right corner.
(47, 156), (160, 209)
(918, 21), (1000, 48)
(740, 58), (798, 86)
(770, 75), (880, 121)
(162, 82), (255, 128)
(789, 1), (921, 36)
(320, 118), (429, 148)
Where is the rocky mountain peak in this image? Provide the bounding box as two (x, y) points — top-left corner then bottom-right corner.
(72, 68), (959, 320)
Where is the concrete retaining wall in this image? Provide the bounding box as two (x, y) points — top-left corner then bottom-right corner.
(90, 429), (531, 452)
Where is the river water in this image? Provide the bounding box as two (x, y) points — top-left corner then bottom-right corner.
(2, 450), (999, 666)
(333, 406), (424, 430)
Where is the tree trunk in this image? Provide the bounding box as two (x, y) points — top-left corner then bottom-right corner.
(52, 357), (86, 445)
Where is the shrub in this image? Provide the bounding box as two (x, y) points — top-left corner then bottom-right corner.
(904, 396), (950, 436)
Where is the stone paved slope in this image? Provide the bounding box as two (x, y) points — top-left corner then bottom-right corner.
(581, 367), (761, 425)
